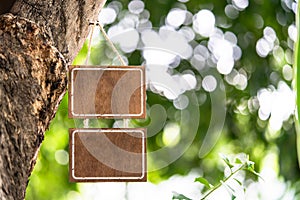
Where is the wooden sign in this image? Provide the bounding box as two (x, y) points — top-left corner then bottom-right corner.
(69, 128), (147, 182)
(68, 66), (146, 118)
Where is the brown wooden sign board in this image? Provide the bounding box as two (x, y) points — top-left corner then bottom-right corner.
(68, 65), (146, 119)
(69, 128), (147, 182)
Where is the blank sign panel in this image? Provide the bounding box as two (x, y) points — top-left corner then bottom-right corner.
(68, 66), (146, 118)
(69, 128), (147, 182)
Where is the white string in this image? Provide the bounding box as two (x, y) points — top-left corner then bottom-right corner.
(123, 119), (129, 128)
(83, 118), (89, 128)
(83, 24), (95, 128)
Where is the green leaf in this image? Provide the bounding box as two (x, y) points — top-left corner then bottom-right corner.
(172, 192), (192, 200)
(233, 178), (242, 186)
(219, 154), (234, 168)
(195, 177), (212, 189)
(247, 168), (264, 180)
(235, 158), (243, 164)
(246, 161), (255, 171)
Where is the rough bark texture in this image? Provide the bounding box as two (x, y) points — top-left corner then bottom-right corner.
(10, 0), (106, 63)
(0, 0), (106, 199)
(0, 14), (66, 199)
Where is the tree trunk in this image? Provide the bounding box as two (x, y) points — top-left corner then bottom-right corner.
(0, 0), (106, 199)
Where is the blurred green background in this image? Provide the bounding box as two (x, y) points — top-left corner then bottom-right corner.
(25, 0), (300, 199)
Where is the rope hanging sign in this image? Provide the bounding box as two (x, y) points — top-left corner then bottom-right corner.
(68, 22), (146, 119)
(68, 21), (147, 182)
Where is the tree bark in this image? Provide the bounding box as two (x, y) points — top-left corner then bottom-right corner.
(0, 0), (106, 199)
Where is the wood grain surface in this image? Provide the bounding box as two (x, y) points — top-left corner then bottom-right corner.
(68, 65), (146, 118)
(69, 128), (147, 182)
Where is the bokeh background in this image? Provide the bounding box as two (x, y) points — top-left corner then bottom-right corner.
(25, 0), (300, 199)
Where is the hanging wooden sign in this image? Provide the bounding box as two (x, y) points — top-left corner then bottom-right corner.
(69, 128), (147, 182)
(68, 65), (146, 118)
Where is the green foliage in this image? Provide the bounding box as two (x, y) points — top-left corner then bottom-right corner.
(194, 177), (212, 190)
(173, 154), (261, 200)
(172, 192), (192, 200)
